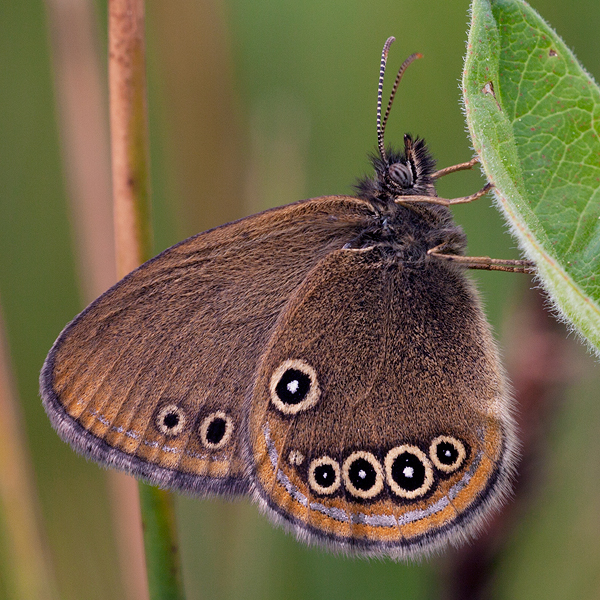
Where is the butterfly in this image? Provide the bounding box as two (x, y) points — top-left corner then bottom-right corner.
(41, 37), (532, 559)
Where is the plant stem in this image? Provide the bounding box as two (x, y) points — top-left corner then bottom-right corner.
(108, 0), (185, 598)
(0, 308), (59, 600)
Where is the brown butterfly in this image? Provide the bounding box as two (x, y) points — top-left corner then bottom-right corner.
(41, 37), (533, 559)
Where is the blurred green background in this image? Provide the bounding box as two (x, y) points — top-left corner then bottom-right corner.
(1, 0), (599, 598)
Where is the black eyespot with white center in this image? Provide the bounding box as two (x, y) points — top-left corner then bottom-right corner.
(277, 369), (309, 404)
(385, 445), (433, 498)
(200, 411), (233, 450)
(429, 435), (466, 473)
(308, 456), (341, 495)
(156, 404), (186, 436)
(342, 451), (384, 499)
(270, 360), (320, 415)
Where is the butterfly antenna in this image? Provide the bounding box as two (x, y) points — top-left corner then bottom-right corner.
(382, 52), (423, 139)
(377, 37), (423, 163)
(377, 37), (395, 163)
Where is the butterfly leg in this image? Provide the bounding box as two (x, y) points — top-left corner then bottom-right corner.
(427, 244), (535, 273)
(395, 183), (493, 207)
(431, 157), (480, 180)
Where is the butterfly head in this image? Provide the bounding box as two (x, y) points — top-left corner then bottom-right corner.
(356, 134), (437, 203)
(355, 37), (437, 206)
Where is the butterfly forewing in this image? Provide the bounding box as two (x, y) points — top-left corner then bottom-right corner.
(41, 196), (374, 495)
(248, 247), (517, 557)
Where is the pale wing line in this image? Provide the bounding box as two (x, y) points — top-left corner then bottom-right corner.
(170, 347), (235, 476)
(102, 317), (193, 461)
(301, 302), (354, 530)
(84, 287), (277, 481)
(63, 202), (372, 477)
(138, 318), (215, 467)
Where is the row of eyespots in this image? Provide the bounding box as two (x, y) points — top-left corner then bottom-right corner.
(304, 437), (466, 499)
(269, 361), (467, 497)
(156, 405), (233, 450)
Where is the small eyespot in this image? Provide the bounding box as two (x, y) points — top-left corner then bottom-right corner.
(429, 436), (466, 473)
(389, 162), (413, 188)
(270, 360), (320, 415)
(156, 404), (186, 436)
(199, 411), (233, 449)
(342, 451), (384, 499)
(308, 456), (341, 495)
(385, 445), (434, 499)
(289, 450), (304, 466)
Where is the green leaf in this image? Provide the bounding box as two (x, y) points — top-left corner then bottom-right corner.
(463, 0), (600, 353)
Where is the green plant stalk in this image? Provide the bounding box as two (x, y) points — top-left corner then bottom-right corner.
(139, 486), (185, 600)
(108, 0), (185, 598)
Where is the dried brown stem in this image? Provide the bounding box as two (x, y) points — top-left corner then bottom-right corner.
(109, 0), (153, 277)
(0, 308), (59, 600)
(46, 1), (148, 597)
(108, 1), (184, 597)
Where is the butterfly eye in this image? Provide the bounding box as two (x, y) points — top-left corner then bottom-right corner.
(199, 411), (233, 450)
(269, 360), (320, 415)
(429, 436), (466, 473)
(385, 445), (434, 499)
(308, 456), (341, 495)
(156, 404), (186, 436)
(342, 451), (384, 499)
(388, 162), (414, 188)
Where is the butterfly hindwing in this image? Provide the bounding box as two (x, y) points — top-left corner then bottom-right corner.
(248, 246), (517, 557)
(41, 196), (374, 495)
